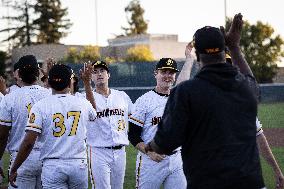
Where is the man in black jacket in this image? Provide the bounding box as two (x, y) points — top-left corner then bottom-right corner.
(145, 13), (265, 189)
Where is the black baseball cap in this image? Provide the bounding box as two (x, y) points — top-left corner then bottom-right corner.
(92, 60), (109, 72)
(193, 26), (225, 54)
(48, 64), (73, 91)
(155, 58), (179, 72)
(17, 55), (39, 72)
(17, 55), (40, 84)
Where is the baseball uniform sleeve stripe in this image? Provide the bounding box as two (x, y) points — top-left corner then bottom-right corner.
(26, 124), (42, 133)
(135, 154), (142, 189)
(0, 119), (12, 126)
(129, 116), (144, 127)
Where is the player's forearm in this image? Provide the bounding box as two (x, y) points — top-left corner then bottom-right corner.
(257, 133), (282, 174)
(0, 126), (10, 159)
(0, 139), (8, 161)
(84, 81), (96, 110)
(175, 57), (194, 86)
(229, 46), (253, 76)
(10, 141), (34, 173)
(10, 132), (37, 173)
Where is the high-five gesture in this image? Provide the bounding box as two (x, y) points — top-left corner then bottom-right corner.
(221, 13), (254, 76)
(80, 62), (96, 110)
(224, 13), (243, 49)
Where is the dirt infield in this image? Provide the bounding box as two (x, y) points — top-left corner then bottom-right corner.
(263, 128), (284, 147)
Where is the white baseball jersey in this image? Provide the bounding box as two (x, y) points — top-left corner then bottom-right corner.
(0, 85), (50, 153)
(129, 90), (168, 144)
(256, 117), (263, 136)
(7, 84), (20, 93)
(0, 92), (4, 102)
(130, 90), (186, 189)
(26, 94), (97, 160)
(86, 89), (133, 147)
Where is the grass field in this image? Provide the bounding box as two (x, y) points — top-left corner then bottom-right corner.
(258, 102), (284, 128)
(1, 102), (284, 189)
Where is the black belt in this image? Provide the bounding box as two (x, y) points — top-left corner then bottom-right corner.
(104, 145), (124, 150)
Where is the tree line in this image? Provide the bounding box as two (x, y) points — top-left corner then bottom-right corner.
(0, 0), (71, 48)
(0, 0), (283, 83)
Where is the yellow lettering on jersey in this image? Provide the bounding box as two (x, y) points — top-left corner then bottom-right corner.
(68, 111), (81, 136)
(117, 119), (126, 131)
(26, 103), (32, 118)
(53, 113), (66, 137)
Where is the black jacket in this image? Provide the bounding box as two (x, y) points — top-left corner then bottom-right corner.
(154, 63), (264, 189)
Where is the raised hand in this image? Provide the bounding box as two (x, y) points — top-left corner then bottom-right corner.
(80, 62), (93, 85)
(46, 58), (56, 73)
(224, 13), (243, 49)
(40, 58), (57, 77)
(185, 41), (195, 59)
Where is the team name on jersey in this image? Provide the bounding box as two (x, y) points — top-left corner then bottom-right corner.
(96, 108), (125, 119)
(151, 116), (162, 126)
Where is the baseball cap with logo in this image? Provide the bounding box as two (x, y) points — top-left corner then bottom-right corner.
(17, 55), (39, 72)
(155, 58), (179, 72)
(48, 64), (74, 91)
(193, 26), (225, 55)
(92, 60), (109, 72)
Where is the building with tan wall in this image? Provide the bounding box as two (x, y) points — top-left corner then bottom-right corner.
(10, 34), (284, 83)
(11, 34), (187, 64)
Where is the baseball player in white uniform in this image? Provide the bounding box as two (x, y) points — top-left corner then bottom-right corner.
(0, 55), (50, 189)
(128, 53), (195, 189)
(8, 64), (97, 189)
(82, 60), (133, 189)
(256, 118), (284, 188)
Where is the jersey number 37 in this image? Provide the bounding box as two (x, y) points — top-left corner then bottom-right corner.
(52, 111), (81, 137)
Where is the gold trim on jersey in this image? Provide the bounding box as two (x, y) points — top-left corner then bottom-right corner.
(26, 124), (42, 130)
(129, 116), (144, 125)
(88, 147), (96, 187)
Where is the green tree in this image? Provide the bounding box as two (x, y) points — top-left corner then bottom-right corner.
(125, 45), (154, 62)
(226, 19), (284, 83)
(79, 45), (100, 62)
(0, 51), (7, 76)
(63, 47), (80, 63)
(33, 0), (72, 43)
(63, 46), (100, 63)
(122, 0), (148, 36)
(0, 0), (37, 47)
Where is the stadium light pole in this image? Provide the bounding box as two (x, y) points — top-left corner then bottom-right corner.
(95, 0), (98, 45)
(224, 0), (227, 25)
